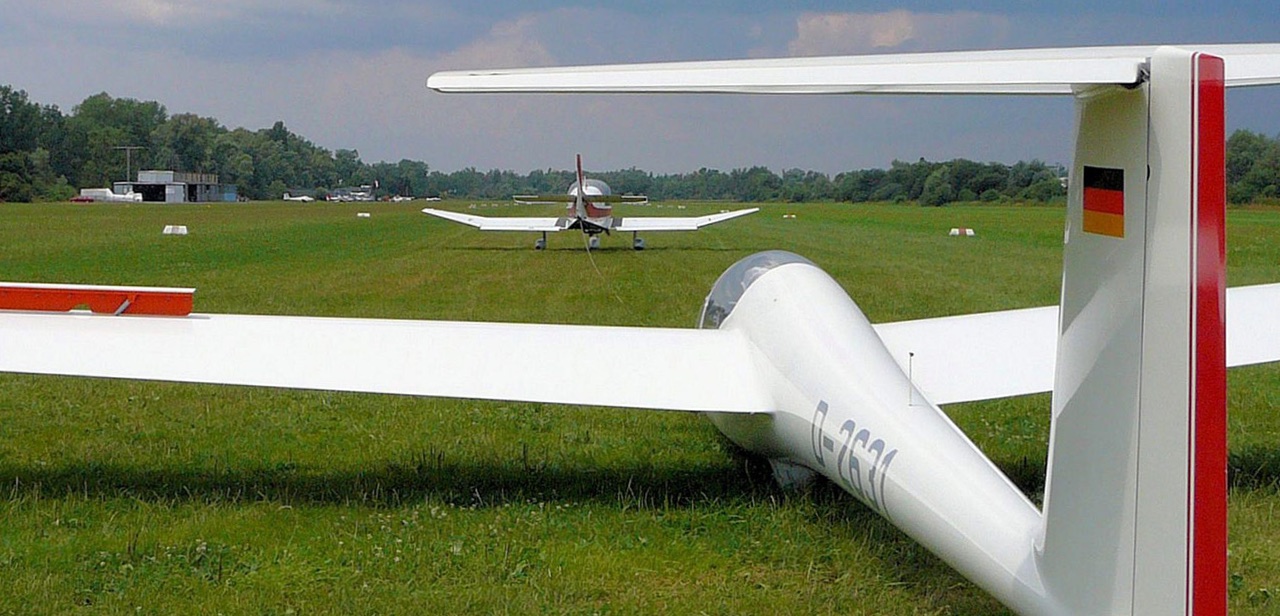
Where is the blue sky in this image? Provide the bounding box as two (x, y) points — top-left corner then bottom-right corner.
(1, 1), (1278, 173)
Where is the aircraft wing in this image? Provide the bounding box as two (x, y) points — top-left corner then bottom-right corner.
(422, 207), (565, 232)
(4, 281), (1277, 414)
(872, 306), (1058, 405)
(874, 283), (1280, 405)
(429, 44), (1280, 95)
(0, 310), (773, 414)
(614, 208), (759, 232)
(513, 195), (648, 204)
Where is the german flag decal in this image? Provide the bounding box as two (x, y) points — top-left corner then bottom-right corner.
(1082, 166), (1125, 238)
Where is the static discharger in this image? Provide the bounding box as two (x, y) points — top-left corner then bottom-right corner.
(0, 282), (194, 316)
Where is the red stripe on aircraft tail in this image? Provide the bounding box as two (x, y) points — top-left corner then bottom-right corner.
(1191, 52), (1227, 616)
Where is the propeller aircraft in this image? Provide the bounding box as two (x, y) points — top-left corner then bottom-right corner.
(422, 154), (757, 250)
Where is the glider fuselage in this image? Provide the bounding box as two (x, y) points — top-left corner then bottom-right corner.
(698, 252), (1054, 614)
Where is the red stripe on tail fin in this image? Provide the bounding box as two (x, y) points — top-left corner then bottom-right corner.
(1191, 51), (1227, 616)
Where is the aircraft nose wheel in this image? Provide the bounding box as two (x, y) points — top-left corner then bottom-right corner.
(588, 236), (601, 250)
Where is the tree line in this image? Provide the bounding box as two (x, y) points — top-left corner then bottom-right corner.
(2, 85), (1279, 205)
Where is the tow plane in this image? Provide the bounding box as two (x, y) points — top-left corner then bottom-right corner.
(421, 154), (758, 250)
(5, 44), (1280, 615)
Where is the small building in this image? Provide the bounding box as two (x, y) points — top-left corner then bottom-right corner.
(116, 170), (238, 203)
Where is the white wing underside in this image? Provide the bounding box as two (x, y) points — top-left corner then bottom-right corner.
(3, 284), (1279, 411)
(615, 208), (759, 231)
(0, 310), (772, 413)
(421, 208), (564, 232)
(428, 44), (1280, 95)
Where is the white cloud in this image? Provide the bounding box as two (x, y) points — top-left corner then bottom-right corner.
(434, 15), (556, 71)
(787, 10), (1012, 56)
(36, 0), (346, 26)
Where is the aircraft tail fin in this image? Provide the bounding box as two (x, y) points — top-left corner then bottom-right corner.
(574, 154), (586, 217)
(1038, 47), (1226, 615)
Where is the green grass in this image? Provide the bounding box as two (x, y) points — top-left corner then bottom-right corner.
(0, 200), (1276, 614)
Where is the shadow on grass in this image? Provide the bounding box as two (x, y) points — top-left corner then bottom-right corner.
(964, 445), (1280, 500)
(0, 452), (783, 509)
(0, 451), (1014, 613)
(5, 444), (1270, 507)
(443, 245), (748, 253)
(1231, 445), (1280, 490)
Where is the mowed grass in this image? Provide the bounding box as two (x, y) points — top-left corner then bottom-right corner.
(0, 200), (1276, 614)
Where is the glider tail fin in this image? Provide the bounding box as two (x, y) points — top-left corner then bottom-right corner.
(1038, 47), (1226, 615)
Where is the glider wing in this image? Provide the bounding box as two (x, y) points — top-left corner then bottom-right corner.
(874, 282), (1280, 405)
(0, 309), (772, 414)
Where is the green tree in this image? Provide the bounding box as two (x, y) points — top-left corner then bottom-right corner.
(919, 165), (955, 206)
(1227, 129), (1280, 204)
(151, 113), (223, 172)
(0, 86), (45, 154)
(1020, 178), (1067, 202)
(0, 151), (34, 201)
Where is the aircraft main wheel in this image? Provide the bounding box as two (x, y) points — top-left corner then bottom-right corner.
(534, 238), (546, 250)
(633, 237), (646, 251)
(588, 236), (600, 250)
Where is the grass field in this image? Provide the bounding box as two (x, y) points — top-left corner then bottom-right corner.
(0, 200), (1276, 614)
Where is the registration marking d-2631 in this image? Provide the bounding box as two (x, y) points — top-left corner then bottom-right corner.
(810, 401), (899, 518)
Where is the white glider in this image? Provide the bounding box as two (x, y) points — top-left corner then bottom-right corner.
(6, 44), (1280, 615)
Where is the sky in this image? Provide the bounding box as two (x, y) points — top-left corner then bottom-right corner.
(1, 1), (1278, 174)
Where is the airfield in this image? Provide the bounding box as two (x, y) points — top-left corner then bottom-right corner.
(1, 200), (1276, 614)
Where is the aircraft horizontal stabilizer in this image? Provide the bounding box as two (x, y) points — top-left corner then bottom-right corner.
(874, 282), (1280, 405)
(421, 208), (565, 232)
(513, 194), (648, 204)
(614, 208), (759, 232)
(0, 310), (773, 414)
(428, 44), (1280, 95)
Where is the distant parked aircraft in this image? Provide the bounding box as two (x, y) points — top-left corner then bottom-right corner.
(422, 155), (757, 250)
(78, 188), (142, 203)
(282, 193), (315, 202)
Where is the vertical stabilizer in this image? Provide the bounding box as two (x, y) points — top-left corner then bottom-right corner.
(574, 153), (587, 218)
(1040, 47), (1226, 614)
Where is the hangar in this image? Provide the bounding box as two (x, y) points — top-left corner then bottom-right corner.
(115, 170), (238, 203)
